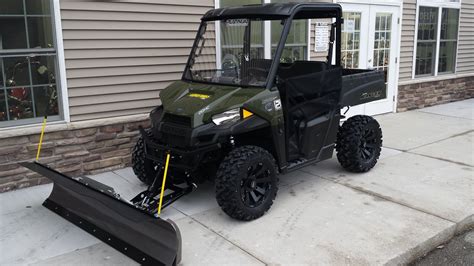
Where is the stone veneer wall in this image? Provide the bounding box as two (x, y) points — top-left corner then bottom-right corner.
(2, 75), (474, 192)
(397, 76), (474, 112)
(0, 119), (150, 193)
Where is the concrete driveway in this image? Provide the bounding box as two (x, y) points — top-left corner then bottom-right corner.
(1, 99), (473, 265)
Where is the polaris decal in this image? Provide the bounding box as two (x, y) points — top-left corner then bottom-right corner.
(360, 91), (383, 101)
(188, 93), (211, 100)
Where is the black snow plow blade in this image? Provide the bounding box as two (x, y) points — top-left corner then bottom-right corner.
(20, 162), (181, 266)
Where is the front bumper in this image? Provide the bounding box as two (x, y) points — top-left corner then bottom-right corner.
(141, 127), (221, 171)
(142, 114), (270, 172)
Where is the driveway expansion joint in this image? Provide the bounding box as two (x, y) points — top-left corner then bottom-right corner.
(299, 169), (458, 224)
(415, 110), (474, 121)
(174, 208), (268, 265)
(403, 129), (474, 152)
(406, 151), (474, 167)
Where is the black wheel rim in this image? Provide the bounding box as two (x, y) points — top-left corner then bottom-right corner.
(360, 128), (378, 161)
(240, 162), (272, 208)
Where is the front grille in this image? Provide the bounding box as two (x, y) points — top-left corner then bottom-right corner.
(159, 122), (192, 148)
(162, 113), (192, 127)
(161, 133), (186, 147)
(161, 123), (188, 137)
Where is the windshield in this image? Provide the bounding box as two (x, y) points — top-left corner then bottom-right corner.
(184, 18), (285, 87)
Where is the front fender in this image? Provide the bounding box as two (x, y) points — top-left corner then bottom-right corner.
(192, 115), (270, 145)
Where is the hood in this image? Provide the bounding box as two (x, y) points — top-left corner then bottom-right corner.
(159, 81), (265, 127)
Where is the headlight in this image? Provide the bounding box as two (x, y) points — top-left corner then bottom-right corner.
(212, 108), (241, 126)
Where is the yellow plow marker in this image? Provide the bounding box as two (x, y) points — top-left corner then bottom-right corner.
(36, 116), (48, 161)
(158, 153), (171, 215)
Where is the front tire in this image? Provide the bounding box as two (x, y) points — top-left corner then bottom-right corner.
(132, 129), (159, 186)
(216, 146), (278, 221)
(336, 115), (382, 173)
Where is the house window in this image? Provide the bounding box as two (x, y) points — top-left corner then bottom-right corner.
(0, 0), (60, 126)
(438, 8), (459, 73)
(218, 0), (308, 64)
(415, 6), (459, 77)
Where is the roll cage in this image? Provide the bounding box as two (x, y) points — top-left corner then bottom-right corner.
(183, 2), (343, 90)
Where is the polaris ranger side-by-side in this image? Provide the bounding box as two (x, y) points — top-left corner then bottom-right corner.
(21, 3), (385, 265)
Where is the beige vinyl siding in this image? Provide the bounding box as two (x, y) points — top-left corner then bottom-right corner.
(457, 0), (474, 75)
(398, 0), (416, 81)
(60, 0), (213, 121)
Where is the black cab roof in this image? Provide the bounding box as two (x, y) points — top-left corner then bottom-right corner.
(202, 2), (342, 21)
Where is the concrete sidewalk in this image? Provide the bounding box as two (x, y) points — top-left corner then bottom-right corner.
(1, 99), (473, 265)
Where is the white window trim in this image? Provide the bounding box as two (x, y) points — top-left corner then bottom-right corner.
(411, 1), (462, 79)
(418, 0), (462, 9)
(336, 0), (402, 7)
(214, 0), (221, 70)
(264, 0), (272, 59)
(53, 0), (70, 123)
(394, 1), (404, 113)
(307, 19), (311, 61)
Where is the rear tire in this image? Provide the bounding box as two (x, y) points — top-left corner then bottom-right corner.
(216, 146), (278, 221)
(132, 129), (159, 186)
(336, 115), (382, 173)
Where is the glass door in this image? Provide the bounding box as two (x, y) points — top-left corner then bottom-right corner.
(340, 3), (400, 117)
(340, 4), (370, 117)
(365, 5), (399, 115)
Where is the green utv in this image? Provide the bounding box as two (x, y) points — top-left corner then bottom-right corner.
(21, 3), (385, 265)
(133, 2), (385, 221)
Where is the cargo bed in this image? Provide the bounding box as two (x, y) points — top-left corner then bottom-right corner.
(341, 69), (386, 107)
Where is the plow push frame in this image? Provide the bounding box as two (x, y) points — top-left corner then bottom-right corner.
(20, 147), (188, 266)
(21, 113), (192, 266)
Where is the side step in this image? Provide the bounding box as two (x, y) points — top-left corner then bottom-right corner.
(20, 162), (181, 266)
